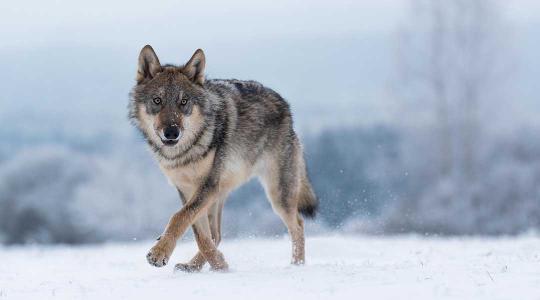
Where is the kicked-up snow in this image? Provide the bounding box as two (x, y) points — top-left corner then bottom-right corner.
(0, 235), (539, 299)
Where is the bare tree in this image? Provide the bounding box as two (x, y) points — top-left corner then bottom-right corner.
(394, 0), (510, 183)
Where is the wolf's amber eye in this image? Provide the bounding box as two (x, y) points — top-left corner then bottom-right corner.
(180, 98), (188, 105)
(153, 97), (161, 105)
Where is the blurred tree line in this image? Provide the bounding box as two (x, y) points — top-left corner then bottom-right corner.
(2, 121), (539, 245)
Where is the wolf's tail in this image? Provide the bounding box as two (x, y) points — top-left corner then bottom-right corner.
(297, 171), (319, 219)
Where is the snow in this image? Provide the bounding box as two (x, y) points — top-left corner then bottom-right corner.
(1, 235), (539, 300)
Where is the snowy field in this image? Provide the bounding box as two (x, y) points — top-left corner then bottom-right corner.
(1, 235), (539, 300)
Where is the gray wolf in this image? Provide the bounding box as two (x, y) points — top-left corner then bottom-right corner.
(129, 45), (318, 271)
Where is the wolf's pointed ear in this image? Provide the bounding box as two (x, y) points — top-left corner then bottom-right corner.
(183, 49), (206, 85)
(137, 45), (162, 84)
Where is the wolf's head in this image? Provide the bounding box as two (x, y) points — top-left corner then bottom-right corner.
(129, 45), (213, 159)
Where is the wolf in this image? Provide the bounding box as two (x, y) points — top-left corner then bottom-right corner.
(129, 45), (318, 271)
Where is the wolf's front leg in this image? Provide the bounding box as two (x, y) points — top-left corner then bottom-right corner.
(146, 179), (220, 268)
(184, 213), (228, 271)
(146, 233), (176, 267)
(175, 198), (227, 272)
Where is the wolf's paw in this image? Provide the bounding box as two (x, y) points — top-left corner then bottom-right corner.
(146, 236), (176, 267)
(210, 261), (229, 272)
(174, 262), (203, 273)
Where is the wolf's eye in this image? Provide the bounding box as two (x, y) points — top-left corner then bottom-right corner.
(153, 97), (162, 105)
(180, 98), (188, 105)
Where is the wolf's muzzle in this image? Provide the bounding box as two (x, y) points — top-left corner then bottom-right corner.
(160, 126), (181, 146)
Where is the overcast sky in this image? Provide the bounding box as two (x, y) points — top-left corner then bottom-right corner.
(1, 1), (539, 134)
(1, 1), (538, 45)
(1, 1), (404, 46)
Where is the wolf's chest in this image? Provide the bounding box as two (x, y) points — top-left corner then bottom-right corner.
(159, 150), (216, 197)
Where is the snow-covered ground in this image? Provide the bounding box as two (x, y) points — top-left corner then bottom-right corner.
(1, 235), (539, 300)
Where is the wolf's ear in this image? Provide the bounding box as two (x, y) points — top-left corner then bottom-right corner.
(137, 45), (162, 84)
(183, 49), (206, 85)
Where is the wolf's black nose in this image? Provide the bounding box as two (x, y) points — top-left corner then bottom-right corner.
(163, 126), (180, 140)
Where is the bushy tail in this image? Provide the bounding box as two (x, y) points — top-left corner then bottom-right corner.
(297, 173), (319, 219)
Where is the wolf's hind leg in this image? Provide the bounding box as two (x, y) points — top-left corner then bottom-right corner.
(271, 204), (305, 265)
(260, 149), (306, 265)
(174, 241), (206, 272)
(208, 198), (225, 246)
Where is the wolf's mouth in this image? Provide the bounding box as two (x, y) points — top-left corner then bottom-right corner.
(161, 139), (179, 146)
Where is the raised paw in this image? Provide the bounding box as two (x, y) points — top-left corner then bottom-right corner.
(146, 236), (176, 267)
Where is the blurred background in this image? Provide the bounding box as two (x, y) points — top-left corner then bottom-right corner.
(1, 0), (539, 245)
